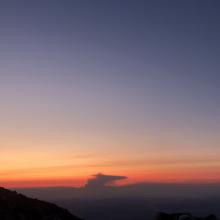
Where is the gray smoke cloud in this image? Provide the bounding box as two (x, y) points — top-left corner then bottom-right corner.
(85, 173), (127, 188)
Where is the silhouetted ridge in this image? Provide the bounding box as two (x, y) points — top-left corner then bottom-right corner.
(0, 187), (82, 220)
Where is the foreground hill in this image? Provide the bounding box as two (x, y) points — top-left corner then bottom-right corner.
(0, 187), (82, 220)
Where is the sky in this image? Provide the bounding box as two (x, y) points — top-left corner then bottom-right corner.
(0, 0), (219, 187)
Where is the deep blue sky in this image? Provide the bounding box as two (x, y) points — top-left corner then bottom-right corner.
(0, 1), (219, 186)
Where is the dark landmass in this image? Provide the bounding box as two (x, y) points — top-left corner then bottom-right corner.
(14, 183), (220, 220)
(0, 187), (82, 220)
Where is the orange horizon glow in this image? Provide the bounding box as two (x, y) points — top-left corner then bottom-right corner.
(1, 148), (220, 188)
(2, 169), (220, 188)
(1, 114), (219, 189)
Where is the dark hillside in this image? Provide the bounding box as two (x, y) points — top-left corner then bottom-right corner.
(0, 187), (82, 220)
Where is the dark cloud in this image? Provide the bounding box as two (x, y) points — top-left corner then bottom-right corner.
(85, 173), (127, 188)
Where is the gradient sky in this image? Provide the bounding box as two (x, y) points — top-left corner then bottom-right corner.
(0, 0), (220, 187)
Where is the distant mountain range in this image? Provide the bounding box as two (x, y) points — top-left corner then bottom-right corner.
(0, 187), (82, 220)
